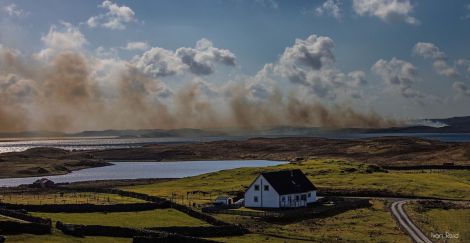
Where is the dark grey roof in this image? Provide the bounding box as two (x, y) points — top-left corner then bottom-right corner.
(261, 169), (316, 195)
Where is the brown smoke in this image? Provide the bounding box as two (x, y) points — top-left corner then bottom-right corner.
(0, 49), (398, 133)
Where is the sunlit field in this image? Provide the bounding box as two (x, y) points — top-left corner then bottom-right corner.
(31, 208), (210, 228)
(0, 192), (145, 205)
(121, 159), (470, 202)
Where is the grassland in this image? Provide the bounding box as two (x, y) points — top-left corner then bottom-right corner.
(3, 136), (470, 179)
(0, 147), (110, 179)
(209, 200), (410, 243)
(0, 192), (146, 205)
(121, 159), (470, 201)
(5, 232), (131, 243)
(406, 202), (470, 243)
(31, 208), (210, 228)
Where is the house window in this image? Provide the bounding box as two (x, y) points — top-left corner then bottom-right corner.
(254, 196), (258, 202)
(308, 193), (311, 198)
(254, 185), (260, 191)
(264, 185), (269, 191)
(301, 194), (307, 200)
(295, 195), (300, 201)
(281, 196), (285, 202)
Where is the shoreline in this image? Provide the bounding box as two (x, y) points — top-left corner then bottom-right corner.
(1, 136), (469, 179)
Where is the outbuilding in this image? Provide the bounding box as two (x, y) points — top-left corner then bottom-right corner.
(244, 169), (317, 208)
(32, 178), (55, 188)
(214, 195), (234, 206)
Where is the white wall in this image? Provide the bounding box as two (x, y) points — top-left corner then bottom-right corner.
(244, 175), (280, 208)
(279, 190), (317, 208)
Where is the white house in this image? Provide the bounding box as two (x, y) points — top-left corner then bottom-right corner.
(244, 169), (317, 208)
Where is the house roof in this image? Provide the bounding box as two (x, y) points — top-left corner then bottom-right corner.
(260, 169), (316, 195)
(33, 178), (54, 184)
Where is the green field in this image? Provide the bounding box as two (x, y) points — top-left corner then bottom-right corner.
(209, 200), (410, 242)
(406, 203), (470, 243)
(0, 192), (146, 205)
(121, 159), (470, 201)
(5, 232), (131, 243)
(31, 208), (209, 228)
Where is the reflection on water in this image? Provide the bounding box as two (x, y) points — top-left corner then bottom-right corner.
(0, 160), (287, 187)
(0, 137), (226, 153)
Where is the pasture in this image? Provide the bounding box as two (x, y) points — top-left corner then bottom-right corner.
(0, 192), (145, 205)
(31, 208), (210, 228)
(121, 159), (470, 202)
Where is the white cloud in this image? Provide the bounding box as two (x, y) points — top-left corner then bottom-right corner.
(243, 64), (279, 100)
(348, 70), (367, 87)
(87, 1), (136, 30)
(133, 47), (184, 78)
(123, 42), (150, 51)
(452, 82), (470, 97)
(87, 16), (99, 28)
(457, 59), (470, 73)
(315, 0), (342, 20)
(2, 3), (28, 18)
(133, 39), (237, 78)
(413, 42), (459, 78)
(413, 42), (445, 59)
(352, 0), (419, 25)
(41, 22), (87, 50)
(274, 34), (366, 99)
(372, 57), (421, 98)
(255, 0), (279, 9)
(34, 22), (87, 61)
(175, 38), (236, 75)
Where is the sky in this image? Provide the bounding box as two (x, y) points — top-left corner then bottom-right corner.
(0, 0), (470, 132)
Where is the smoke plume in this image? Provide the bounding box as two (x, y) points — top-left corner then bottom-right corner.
(0, 47), (397, 133)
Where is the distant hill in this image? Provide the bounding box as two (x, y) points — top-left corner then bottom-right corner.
(1, 115), (469, 138)
(74, 128), (227, 138)
(0, 128), (227, 138)
(0, 131), (66, 138)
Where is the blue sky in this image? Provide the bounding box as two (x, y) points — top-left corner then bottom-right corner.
(1, 0), (470, 131)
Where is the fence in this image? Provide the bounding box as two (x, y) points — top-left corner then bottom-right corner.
(202, 207), (282, 217)
(58, 187), (230, 226)
(0, 202), (163, 213)
(203, 199), (372, 219)
(0, 208), (51, 225)
(56, 221), (219, 242)
(0, 221), (51, 235)
(147, 225), (248, 238)
(0, 208), (52, 234)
